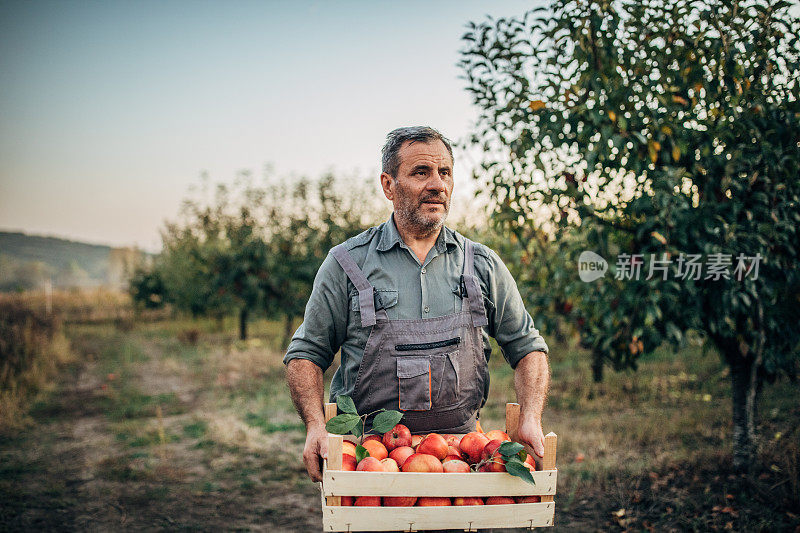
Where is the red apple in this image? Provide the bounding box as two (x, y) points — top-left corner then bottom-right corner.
(479, 439), (506, 472)
(381, 458), (400, 472)
(341, 455), (357, 471)
(401, 453), (444, 473)
(354, 496), (381, 506)
(362, 440), (388, 461)
(446, 446), (464, 459)
(388, 446), (415, 467)
(411, 434), (424, 449)
(417, 433), (449, 461)
(485, 496), (515, 505)
(484, 430), (511, 442)
(356, 457), (385, 472)
(515, 496), (541, 503)
(459, 432), (490, 464)
(445, 434), (463, 447)
(416, 497), (451, 506)
(342, 441), (357, 458)
(442, 459), (470, 473)
(453, 497), (484, 506)
(363, 435), (382, 444)
(382, 424), (412, 451)
(341, 496), (354, 506)
(383, 496), (417, 507)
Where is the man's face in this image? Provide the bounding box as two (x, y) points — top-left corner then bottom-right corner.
(382, 140), (454, 235)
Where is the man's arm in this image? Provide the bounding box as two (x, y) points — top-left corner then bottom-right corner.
(286, 358), (328, 482)
(513, 350), (550, 458)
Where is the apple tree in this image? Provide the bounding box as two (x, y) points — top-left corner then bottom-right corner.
(460, 0), (800, 468)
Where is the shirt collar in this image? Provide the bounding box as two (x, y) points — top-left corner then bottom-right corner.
(377, 212), (458, 254)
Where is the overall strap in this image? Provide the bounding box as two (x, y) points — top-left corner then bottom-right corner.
(330, 245), (377, 328)
(462, 239), (489, 327)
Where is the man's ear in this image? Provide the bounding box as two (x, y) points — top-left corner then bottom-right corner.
(380, 172), (395, 201)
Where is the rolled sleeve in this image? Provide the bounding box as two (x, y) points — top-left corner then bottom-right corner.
(283, 252), (348, 372)
(479, 247), (549, 369)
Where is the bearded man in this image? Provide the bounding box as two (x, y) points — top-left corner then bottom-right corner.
(284, 126), (550, 482)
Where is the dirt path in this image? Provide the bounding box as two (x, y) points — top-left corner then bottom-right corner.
(0, 325), (321, 532)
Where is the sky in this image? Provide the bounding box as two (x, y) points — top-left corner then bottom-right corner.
(0, 0), (537, 253)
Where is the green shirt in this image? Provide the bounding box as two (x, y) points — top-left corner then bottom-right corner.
(283, 213), (549, 401)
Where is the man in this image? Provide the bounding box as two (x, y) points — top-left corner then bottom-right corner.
(284, 126), (550, 482)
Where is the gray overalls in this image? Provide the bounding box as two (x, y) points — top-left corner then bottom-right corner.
(330, 238), (490, 434)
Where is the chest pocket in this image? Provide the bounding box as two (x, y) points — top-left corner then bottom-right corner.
(350, 288), (399, 319)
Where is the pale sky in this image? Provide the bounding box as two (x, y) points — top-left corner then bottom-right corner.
(0, 1), (538, 253)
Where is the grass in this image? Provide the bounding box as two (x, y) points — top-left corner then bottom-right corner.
(1, 311), (797, 531)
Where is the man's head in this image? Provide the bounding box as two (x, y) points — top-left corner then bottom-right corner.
(380, 126), (455, 236)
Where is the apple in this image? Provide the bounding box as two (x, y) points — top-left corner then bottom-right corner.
(362, 440), (389, 461)
(411, 434), (424, 449)
(382, 424), (412, 451)
(453, 497), (484, 506)
(383, 496), (417, 507)
(416, 433), (449, 461)
(341, 496), (354, 506)
(342, 455), (357, 471)
(416, 497), (451, 506)
(363, 434), (382, 444)
(381, 458), (400, 472)
(388, 446), (415, 467)
(485, 496), (515, 505)
(515, 496), (541, 503)
(442, 459), (470, 473)
(354, 496), (381, 506)
(401, 453), (444, 473)
(443, 454), (463, 463)
(459, 432), (490, 464)
(342, 441), (357, 458)
(444, 434), (462, 447)
(446, 445), (464, 459)
(479, 439), (506, 472)
(484, 430), (510, 442)
(356, 457), (385, 472)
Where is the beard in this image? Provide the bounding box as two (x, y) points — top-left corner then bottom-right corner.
(393, 181), (450, 236)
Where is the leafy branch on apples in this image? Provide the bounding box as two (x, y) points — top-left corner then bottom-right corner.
(325, 395), (404, 461)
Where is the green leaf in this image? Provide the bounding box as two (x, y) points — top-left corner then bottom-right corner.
(336, 395), (358, 415)
(352, 420), (364, 438)
(505, 457), (536, 485)
(371, 410), (404, 434)
(355, 444), (369, 463)
(498, 441), (525, 457)
(325, 414), (361, 435)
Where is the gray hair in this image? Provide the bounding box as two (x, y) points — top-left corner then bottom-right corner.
(381, 126), (454, 178)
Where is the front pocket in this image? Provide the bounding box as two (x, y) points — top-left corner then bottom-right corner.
(431, 351), (459, 407)
(396, 357), (431, 411)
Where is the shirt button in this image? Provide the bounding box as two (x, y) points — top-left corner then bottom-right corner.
(423, 306), (429, 313)
(421, 268), (426, 274)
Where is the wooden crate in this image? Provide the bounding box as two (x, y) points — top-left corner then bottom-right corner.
(320, 403), (557, 532)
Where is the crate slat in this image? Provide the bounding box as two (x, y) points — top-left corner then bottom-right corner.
(321, 502), (555, 532)
(321, 468), (556, 497)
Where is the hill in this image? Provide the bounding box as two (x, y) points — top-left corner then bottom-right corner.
(0, 231), (153, 291)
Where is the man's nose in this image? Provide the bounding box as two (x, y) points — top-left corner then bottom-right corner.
(426, 173), (448, 192)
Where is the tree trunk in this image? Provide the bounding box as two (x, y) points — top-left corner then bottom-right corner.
(729, 353), (760, 471)
(592, 349), (604, 383)
(239, 307), (248, 341)
(283, 315), (296, 349)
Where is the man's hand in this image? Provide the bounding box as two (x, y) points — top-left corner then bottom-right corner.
(517, 415), (545, 459)
(513, 350), (550, 464)
(286, 358), (328, 482)
(303, 423), (329, 482)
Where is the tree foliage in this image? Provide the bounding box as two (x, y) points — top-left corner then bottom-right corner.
(461, 0), (800, 468)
